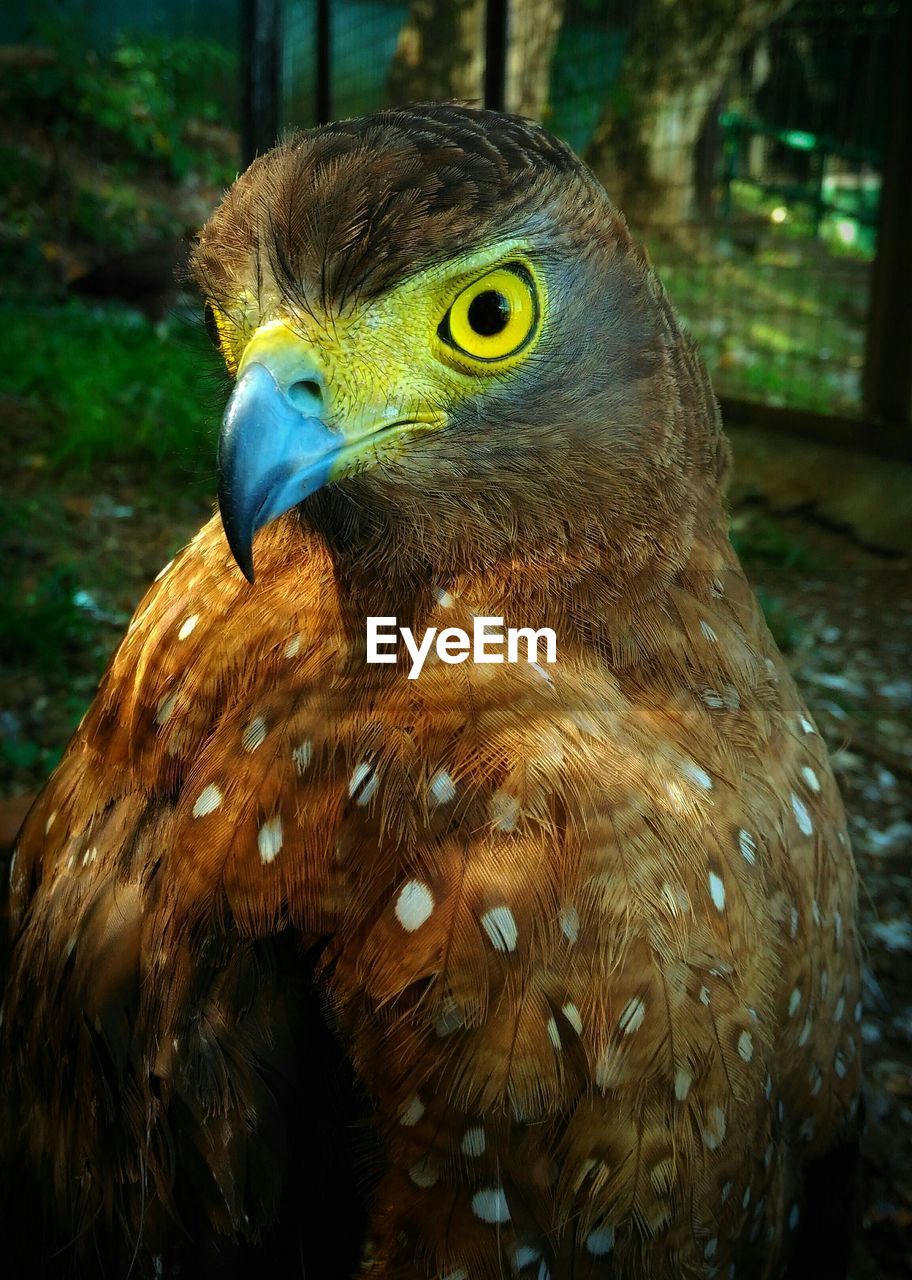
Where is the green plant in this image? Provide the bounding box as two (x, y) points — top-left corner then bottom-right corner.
(755, 588), (804, 653)
(2, 6), (237, 185)
(0, 300), (224, 479)
(730, 512), (817, 570)
(0, 563), (85, 672)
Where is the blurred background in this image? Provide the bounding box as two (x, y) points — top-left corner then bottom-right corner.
(0, 2), (910, 1274)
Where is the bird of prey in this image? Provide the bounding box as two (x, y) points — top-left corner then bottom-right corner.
(1, 104), (861, 1279)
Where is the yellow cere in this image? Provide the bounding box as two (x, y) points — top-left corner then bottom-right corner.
(204, 239), (548, 479)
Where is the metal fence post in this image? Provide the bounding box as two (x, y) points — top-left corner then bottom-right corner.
(241, 0), (283, 168)
(316, 0), (332, 125)
(484, 0), (509, 113)
(863, 3), (912, 426)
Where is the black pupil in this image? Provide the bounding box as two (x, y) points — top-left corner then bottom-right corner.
(467, 290), (510, 337)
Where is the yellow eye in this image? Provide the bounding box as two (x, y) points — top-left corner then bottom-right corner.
(438, 264), (540, 364)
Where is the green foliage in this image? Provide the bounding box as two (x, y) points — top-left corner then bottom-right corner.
(0, 557), (92, 775)
(0, 301), (222, 478)
(3, 6), (236, 185)
(730, 512), (817, 570)
(0, 563), (85, 673)
(657, 242), (866, 415)
(754, 588), (804, 654)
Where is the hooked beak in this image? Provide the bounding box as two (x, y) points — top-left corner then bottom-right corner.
(217, 359), (342, 582)
(217, 322), (445, 582)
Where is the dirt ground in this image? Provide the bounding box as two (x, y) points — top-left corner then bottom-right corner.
(0, 412), (910, 1278)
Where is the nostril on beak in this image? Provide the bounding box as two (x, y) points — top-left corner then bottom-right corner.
(286, 377), (324, 413)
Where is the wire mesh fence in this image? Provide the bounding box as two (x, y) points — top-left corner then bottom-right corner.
(1, 0), (906, 435)
(277, 0), (907, 433)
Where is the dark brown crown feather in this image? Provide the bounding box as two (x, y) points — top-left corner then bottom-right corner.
(192, 103), (597, 312)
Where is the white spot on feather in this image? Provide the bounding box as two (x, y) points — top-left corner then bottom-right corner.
(461, 1126), (485, 1157)
(801, 766), (821, 793)
(547, 1017), (562, 1050)
(722, 684), (740, 710)
(45, 810), (57, 834)
(798, 1019), (812, 1047)
(738, 1030), (754, 1062)
(472, 1186), (510, 1224)
(791, 793), (813, 836)
(242, 715), (267, 752)
(429, 769), (457, 806)
(789, 988), (801, 1016)
(177, 614), (198, 640)
(155, 692), (177, 725)
(490, 791), (519, 832)
(481, 905), (518, 952)
(585, 1226), (615, 1256)
(155, 558), (174, 582)
(683, 761), (713, 790)
(349, 761), (378, 805)
(699, 620), (718, 642)
(398, 1094), (424, 1127)
(512, 1245), (541, 1270)
(619, 996), (646, 1035)
(739, 829), (757, 864)
(293, 740), (313, 773)
(562, 1002), (583, 1034)
(559, 904), (580, 944)
(702, 1106), (727, 1150)
(193, 785), (222, 818)
(435, 587), (454, 607)
(395, 880), (434, 932)
(434, 999), (463, 1037)
(408, 1158), (438, 1188)
(284, 634), (301, 658)
(674, 1068), (692, 1100)
(799, 715), (816, 734)
(530, 661), (554, 687)
(258, 816), (283, 863)
(708, 871), (726, 911)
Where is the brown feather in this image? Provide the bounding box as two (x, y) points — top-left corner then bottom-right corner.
(1, 104), (860, 1279)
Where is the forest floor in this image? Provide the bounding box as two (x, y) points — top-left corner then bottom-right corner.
(0, 392), (910, 1277)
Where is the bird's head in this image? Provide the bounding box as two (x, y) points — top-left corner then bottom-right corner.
(193, 104), (727, 585)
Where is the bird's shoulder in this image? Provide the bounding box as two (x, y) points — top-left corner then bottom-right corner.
(8, 513), (347, 932)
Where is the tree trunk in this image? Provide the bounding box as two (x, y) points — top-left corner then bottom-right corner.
(386, 0), (565, 121)
(506, 0), (566, 120)
(584, 0), (796, 232)
(386, 0), (486, 107)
